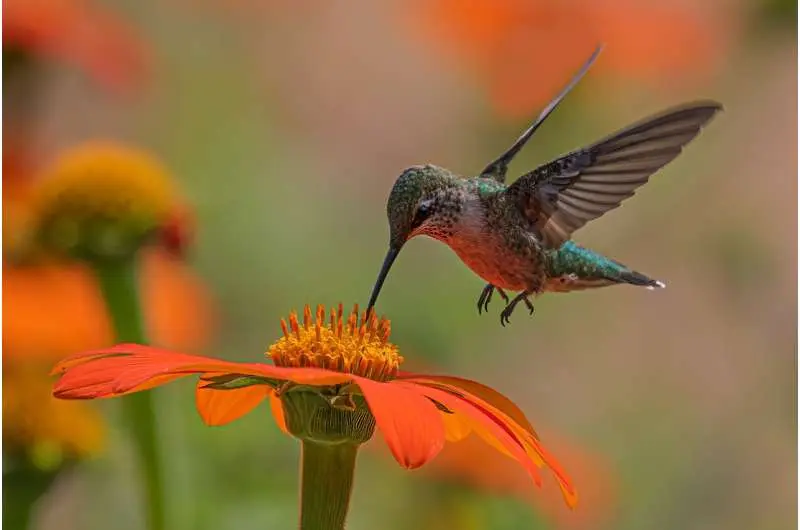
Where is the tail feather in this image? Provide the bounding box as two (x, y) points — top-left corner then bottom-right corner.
(619, 270), (666, 289)
(545, 241), (665, 293)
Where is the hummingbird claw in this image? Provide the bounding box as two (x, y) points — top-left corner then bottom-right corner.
(477, 284), (509, 315)
(497, 288), (510, 304)
(499, 292), (534, 326)
(477, 285), (492, 315)
(525, 298), (535, 315)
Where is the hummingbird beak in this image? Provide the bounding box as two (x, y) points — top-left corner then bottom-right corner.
(367, 245), (401, 313)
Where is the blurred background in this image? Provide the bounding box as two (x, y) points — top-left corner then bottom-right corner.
(3, 0), (796, 529)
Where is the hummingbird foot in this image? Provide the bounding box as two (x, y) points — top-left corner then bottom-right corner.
(499, 292), (535, 326)
(477, 284), (509, 315)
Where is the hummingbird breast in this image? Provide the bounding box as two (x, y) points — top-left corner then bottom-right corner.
(440, 195), (545, 292)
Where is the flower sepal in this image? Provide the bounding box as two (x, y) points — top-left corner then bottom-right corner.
(281, 389), (376, 446)
(199, 374), (278, 390)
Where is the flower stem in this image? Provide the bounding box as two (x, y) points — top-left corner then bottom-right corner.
(92, 258), (164, 530)
(298, 441), (359, 530)
(2, 462), (60, 530)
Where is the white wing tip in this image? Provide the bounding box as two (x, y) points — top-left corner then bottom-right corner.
(647, 280), (667, 290)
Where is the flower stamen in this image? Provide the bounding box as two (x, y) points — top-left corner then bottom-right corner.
(268, 304), (402, 381)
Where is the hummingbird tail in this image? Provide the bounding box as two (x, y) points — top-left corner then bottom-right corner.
(617, 270), (666, 290)
(545, 241), (666, 293)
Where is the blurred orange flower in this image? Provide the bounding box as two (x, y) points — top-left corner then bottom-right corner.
(424, 429), (617, 529)
(2, 142), (214, 474)
(31, 141), (192, 260)
(3, 145), (39, 261)
(3, 364), (105, 468)
(2, 251), (213, 466)
(403, 0), (738, 117)
(3, 249), (216, 361)
(2, 142), (214, 359)
(3, 0), (151, 91)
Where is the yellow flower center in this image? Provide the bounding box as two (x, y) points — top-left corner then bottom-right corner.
(3, 365), (105, 469)
(3, 178), (38, 260)
(268, 304), (402, 382)
(32, 142), (184, 260)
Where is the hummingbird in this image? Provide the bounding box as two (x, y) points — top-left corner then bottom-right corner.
(366, 46), (721, 325)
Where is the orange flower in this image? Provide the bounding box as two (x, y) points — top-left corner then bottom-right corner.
(4, 364), (105, 468)
(3, 146), (39, 261)
(3, 248), (215, 361)
(425, 429), (617, 529)
(404, 0), (737, 117)
(3, 0), (150, 92)
(2, 140), (211, 482)
(3, 141), (213, 358)
(32, 141), (191, 260)
(528, 431), (617, 530)
(52, 304), (577, 508)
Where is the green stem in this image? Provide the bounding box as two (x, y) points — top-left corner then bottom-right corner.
(2, 461), (60, 530)
(299, 441), (359, 530)
(92, 258), (164, 530)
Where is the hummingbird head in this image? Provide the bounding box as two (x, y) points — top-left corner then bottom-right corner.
(367, 164), (457, 312)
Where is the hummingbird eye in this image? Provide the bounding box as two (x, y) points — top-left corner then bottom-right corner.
(411, 200), (434, 228)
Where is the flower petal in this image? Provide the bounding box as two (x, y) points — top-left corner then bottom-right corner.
(401, 374), (567, 479)
(415, 384), (578, 509)
(397, 373), (538, 438)
(4, 0), (151, 92)
(269, 393), (289, 435)
(52, 343), (352, 399)
(433, 384), (578, 509)
(440, 409), (471, 442)
(195, 381), (270, 426)
(355, 378), (445, 469)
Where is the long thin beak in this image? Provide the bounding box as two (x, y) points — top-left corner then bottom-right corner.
(367, 246), (400, 313)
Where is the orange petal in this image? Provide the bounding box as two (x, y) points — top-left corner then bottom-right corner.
(4, 263), (114, 362)
(355, 378), (445, 469)
(4, 253), (214, 362)
(403, 375), (551, 469)
(3, 0), (151, 92)
(269, 393), (289, 435)
(52, 343), (351, 399)
(530, 430), (618, 529)
(415, 384), (578, 509)
(440, 409), (471, 442)
(195, 381), (270, 426)
(439, 385), (578, 509)
(464, 414), (518, 460)
(140, 249), (216, 351)
(130, 373), (190, 393)
(397, 373), (538, 438)
(423, 433), (532, 500)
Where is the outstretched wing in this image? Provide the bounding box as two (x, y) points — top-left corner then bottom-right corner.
(506, 101), (722, 248)
(480, 45), (604, 183)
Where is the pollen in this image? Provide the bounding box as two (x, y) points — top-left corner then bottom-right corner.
(32, 142), (184, 259)
(268, 304), (403, 382)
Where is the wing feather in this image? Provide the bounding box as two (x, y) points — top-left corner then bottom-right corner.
(506, 101), (721, 247)
(480, 45), (603, 182)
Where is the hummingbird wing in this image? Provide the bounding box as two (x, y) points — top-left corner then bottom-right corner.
(506, 101), (722, 248)
(479, 45), (603, 184)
